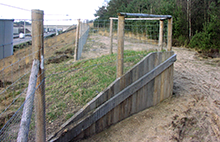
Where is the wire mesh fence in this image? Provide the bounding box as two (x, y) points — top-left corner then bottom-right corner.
(0, 8), (40, 141)
(0, 4), (172, 141)
(82, 20), (111, 59)
(87, 18), (168, 58)
(75, 20), (90, 60)
(124, 19), (168, 50)
(0, 6), (76, 141)
(0, 10), (34, 142)
(44, 17), (169, 138)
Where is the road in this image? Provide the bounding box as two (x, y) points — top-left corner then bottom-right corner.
(13, 32), (56, 46)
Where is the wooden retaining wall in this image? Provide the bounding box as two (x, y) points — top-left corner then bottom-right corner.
(48, 51), (176, 142)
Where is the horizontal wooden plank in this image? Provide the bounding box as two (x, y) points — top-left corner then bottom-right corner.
(48, 52), (160, 141)
(118, 12), (172, 19)
(47, 78), (120, 141)
(109, 17), (165, 21)
(49, 54), (176, 142)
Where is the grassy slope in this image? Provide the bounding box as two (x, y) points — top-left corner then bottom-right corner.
(0, 29), (76, 129)
(0, 28), (154, 137)
(45, 50), (152, 122)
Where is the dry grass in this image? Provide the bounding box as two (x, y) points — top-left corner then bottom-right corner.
(97, 29), (160, 46)
(0, 29), (76, 129)
(0, 26), (157, 139)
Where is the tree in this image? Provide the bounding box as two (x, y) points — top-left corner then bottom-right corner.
(189, 1), (220, 50)
(94, 6), (108, 19)
(94, 0), (220, 50)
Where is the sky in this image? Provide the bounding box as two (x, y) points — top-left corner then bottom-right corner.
(0, 0), (108, 25)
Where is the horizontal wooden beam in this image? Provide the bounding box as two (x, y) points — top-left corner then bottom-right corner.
(109, 17), (166, 21)
(118, 12), (172, 19)
(49, 54), (176, 142)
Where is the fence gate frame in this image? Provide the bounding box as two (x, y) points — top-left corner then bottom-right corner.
(109, 13), (173, 54)
(110, 12), (173, 78)
(48, 12), (175, 142)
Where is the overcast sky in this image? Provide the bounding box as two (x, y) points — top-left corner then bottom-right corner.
(0, 0), (107, 25)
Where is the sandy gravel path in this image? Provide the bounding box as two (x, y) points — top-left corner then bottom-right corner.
(80, 45), (220, 142)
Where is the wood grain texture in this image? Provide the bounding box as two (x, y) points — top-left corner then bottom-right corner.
(48, 52), (176, 142)
(167, 18), (173, 51)
(31, 9), (46, 142)
(117, 15), (125, 78)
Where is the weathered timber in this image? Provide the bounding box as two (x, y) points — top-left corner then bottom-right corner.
(48, 52), (176, 142)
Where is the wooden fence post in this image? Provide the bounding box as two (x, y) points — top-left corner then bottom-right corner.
(117, 15), (125, 78)
(159, 20), (164, 51)
(32, 9), (46, 142)
(74, 19), (80, 61)
(17, 60), (40, 142)
(109, 18), (113, 54)
(167, 18), (173, 51)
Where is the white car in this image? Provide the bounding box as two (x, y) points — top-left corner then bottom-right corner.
(19, 33), (25, 39)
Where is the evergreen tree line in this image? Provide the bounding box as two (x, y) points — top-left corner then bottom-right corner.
(94, 0), (220, 51)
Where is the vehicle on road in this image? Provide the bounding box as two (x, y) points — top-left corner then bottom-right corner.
(19, 33), (25, 39)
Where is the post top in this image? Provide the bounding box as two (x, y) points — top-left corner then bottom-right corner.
(31, 9), (44, 15)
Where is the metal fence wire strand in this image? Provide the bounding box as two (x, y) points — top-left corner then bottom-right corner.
(0, 3), (171, 141)
(0, 6), (33, 142)
(77, 21), (90, 60)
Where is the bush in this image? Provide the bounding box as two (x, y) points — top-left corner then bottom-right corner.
(189, 21), (220, 51)
(173, 35), (189, 47)
(189, 2), (220, 51)
(189, 31), (210, 50)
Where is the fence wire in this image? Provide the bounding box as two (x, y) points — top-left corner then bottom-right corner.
(0, 8), (34, 142)
(0, 4), (169, 141)
(0, 4), (76, 141)
(80, 20), (111, 59)
(44, 18), (169, 139)
(124, 20), (168, 50)
(77, 22), (90, 60)
(89, 19), (167, 56)
(0, 77), (45, 142)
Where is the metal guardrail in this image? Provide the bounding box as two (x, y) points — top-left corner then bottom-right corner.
(13, 33), (32, 39)
(13, 32), (56, 46)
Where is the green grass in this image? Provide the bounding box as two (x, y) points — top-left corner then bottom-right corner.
(65, 113), (75, 120)
(45, 50), (153, 121)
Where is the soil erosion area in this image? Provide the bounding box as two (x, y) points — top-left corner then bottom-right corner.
(81, 46), (220, 142)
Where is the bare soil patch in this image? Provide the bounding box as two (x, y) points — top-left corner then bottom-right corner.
(79, 42), (220, 141)
(0, 80), (12, 88)
(2, 28), (220, 141)
(80, 33), (158, 60)
(198, 48), (220, 59)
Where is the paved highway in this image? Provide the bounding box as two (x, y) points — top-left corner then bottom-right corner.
(13, 32), (56, 46)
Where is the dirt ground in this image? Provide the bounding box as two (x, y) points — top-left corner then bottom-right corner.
(79, 34), (220, 141)
(2, 29), (219, 141)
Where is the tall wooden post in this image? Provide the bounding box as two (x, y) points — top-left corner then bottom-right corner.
(167, 18), (173, 51)
(117, 15), (125, 78)
(32, 9), (46, 142)
(109, 18), (113, 54)
(159, 20), (164, 51)
(74, 19), (80, 61)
